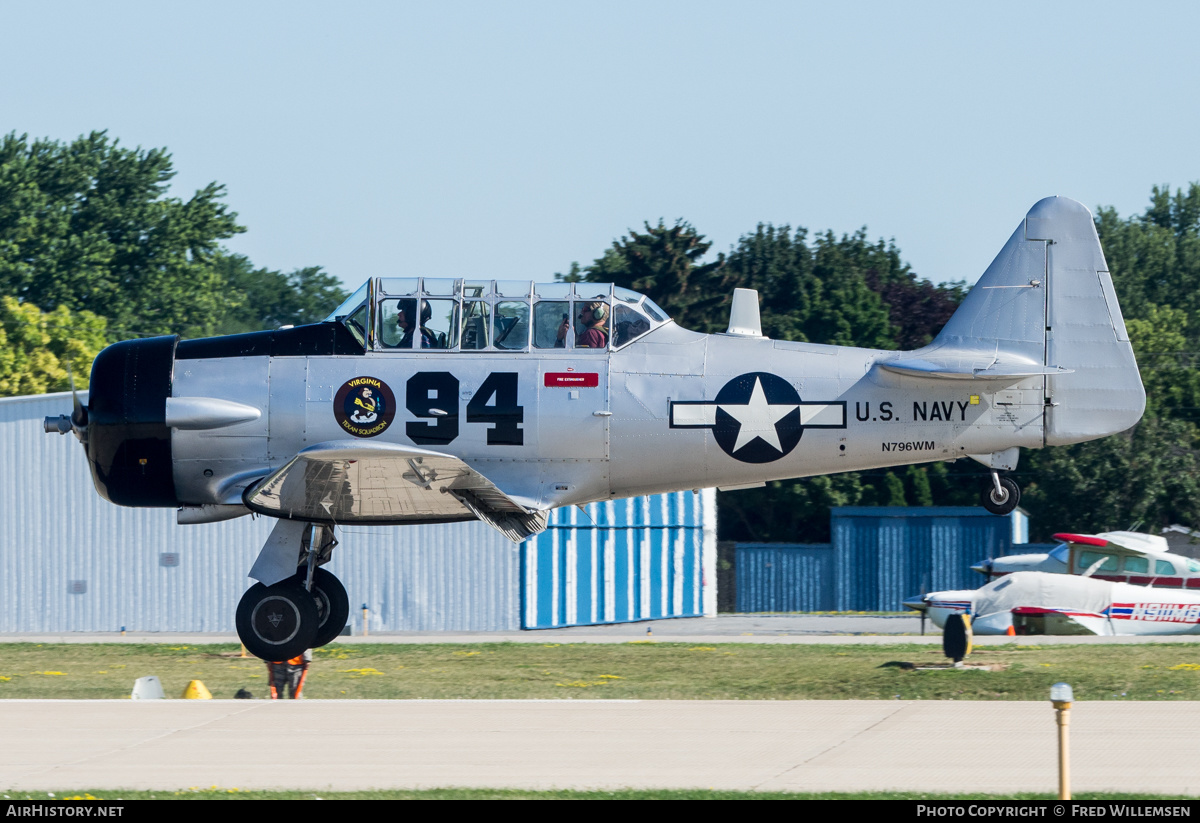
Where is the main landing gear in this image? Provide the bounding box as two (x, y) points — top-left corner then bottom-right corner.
(236, 523), (351, 661)
(981, 471), (1020, 516)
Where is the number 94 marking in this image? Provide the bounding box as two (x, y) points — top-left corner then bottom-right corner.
(406, 372), (524, 446)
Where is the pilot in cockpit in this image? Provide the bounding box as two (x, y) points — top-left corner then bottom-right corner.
(397, 299), (438, 349)
(557, 301), (609, 348)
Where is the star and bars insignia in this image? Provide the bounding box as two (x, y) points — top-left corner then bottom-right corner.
(669, 372), (846, 464)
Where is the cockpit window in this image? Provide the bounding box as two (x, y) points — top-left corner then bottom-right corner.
(494, 302), (530, 350)
(641, 297), (668, 322)
(612, 303), (652, 347)
(1077, 551), (1117, 572)
(379, 278), (418, 296)
(533, 301), (568, 348)
(344, 303), (368, 346)
(379, 298), (458, 349)
(1123, 555), (1149, 574)
(460, 301), (490, 350)
(336, 278), (671, 353)
(1049, 544), (1069, 563)
(325, 282), (369, 322)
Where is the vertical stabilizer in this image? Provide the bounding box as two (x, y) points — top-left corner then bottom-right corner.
(929, 196), (1144, 446)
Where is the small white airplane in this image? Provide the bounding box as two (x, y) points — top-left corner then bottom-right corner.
(973, 531), (1200, 588)
(905, 571), (1200, 636)
(44, 196), (1146, 659)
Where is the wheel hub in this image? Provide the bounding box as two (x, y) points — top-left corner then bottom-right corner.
(251, 595), (302, 645)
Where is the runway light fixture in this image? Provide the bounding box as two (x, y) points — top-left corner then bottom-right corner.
(1050, 682), (1073, 800)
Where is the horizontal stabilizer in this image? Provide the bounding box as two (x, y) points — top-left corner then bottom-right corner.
(880, 356), (1074, 381)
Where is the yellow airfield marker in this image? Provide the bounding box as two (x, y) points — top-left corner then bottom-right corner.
(183, 680), (213, 700)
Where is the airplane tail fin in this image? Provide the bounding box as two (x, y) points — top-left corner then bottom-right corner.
(923, 196), (1145, 446)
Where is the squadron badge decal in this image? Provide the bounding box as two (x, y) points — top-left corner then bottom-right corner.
(334, 376), (397, 438)
(669, 372), (846, 463)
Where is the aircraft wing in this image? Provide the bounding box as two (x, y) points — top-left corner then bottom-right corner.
(1053, 532), (1159, 557)
(1010, 607), (1106, 635)
(242, 440), (548, 541)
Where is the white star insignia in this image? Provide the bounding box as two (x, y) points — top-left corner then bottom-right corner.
(720, 377), (798, 453)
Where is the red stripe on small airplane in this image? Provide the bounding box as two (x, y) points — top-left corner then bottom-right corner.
(1012, 607), (1103, 618)
(1052, 533), (1108, 546)
(545, 372), (599, 387)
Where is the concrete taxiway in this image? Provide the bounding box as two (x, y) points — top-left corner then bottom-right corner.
(1, 699), (1198, 794)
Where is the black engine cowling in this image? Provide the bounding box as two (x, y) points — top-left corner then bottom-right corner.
(85, 335), (179, 507)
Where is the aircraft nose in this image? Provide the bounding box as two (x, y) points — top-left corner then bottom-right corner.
(971, 559), (993, 576)
(902, 595), (928, 612)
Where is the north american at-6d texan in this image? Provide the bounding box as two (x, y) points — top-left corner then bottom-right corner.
(45, 197), (1145, 659)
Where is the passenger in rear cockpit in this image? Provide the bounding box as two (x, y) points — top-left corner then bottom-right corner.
(557, 301), (609, 348)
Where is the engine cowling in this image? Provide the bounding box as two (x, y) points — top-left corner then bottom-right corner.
(85, 335), (179, 507)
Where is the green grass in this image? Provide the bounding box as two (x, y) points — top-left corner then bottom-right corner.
(4, 641), (1200, 701)
(8, 789), (1197, 800)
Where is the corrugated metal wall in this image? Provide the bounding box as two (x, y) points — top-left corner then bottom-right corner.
(5, 393), (711, 633)
(734, 544), (834, 612)
(734, 506), (1026, 613)
(522, 490), (717, 628)
(833, 506), (1018, 610)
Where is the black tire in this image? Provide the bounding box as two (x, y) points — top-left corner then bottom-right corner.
(308, 568), (350, 648)
(943, 613), (972, 662)
(236, 579), (320, 662)
(980, 476), (1020, 515)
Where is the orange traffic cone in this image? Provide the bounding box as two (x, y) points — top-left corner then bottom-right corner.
(1006, 625), (1016, 637)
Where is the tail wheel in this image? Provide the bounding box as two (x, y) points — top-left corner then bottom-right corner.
(981, 476), (1020, 515)
(307, 568), (350, 648)
(236, 579), (319, 661)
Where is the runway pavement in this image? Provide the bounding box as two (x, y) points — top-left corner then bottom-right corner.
(1, 699), (1198, 794)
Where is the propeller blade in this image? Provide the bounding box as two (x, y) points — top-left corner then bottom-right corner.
(67, 363), (85, 424)
(65, 361), (88, 445)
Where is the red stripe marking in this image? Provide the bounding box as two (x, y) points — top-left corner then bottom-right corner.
(544, 372), (599, 388)
(1053, 533), (1108, 546)
(1012, 607), (1103, 618)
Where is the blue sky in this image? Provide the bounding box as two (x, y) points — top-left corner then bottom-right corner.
(3, 1), (1198, 294)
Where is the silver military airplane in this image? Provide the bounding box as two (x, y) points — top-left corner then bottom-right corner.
(44, 196), (1145, 659)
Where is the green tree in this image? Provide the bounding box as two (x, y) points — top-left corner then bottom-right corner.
(720, 225), (897, 347)
(0, 297), (107, 396)
(589, 220), (728, 332)
(0, 131), (244, 339)
(1021, 415), (1200, 538)
(553, 262), (586, 283)
(211, 254), (348, 334)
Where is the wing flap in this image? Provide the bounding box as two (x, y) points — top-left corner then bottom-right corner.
(243, 440), (547, 541)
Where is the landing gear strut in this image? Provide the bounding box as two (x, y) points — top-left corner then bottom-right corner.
(981, 471), (1020, 515)
(236, 522), (349, 660)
